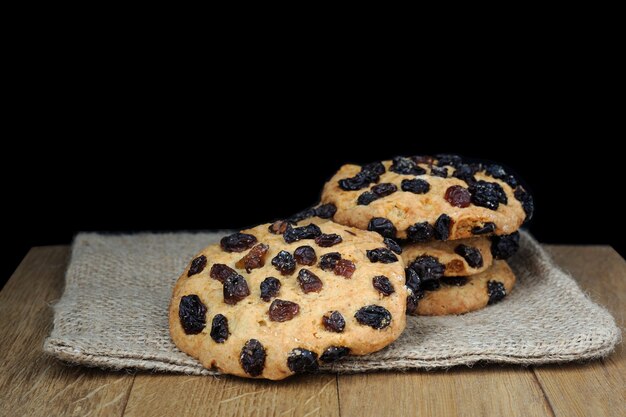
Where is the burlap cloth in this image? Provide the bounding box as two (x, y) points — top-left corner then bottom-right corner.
(43, 231), (620, 375)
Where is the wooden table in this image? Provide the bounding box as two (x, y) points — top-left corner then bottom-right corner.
(0, 245), (624, 417)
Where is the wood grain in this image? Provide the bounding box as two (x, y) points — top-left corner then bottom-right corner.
(0, 247), (134, 417)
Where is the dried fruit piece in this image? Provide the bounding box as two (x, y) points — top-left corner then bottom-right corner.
(268, 220), (289, 234)
(421, 280), (441, 291)
(322, 311), (345, 332)
(362, 161), (386, 175)
(368, 217), (397, 238)
(179, 295), (207, 335)
(401, 178), (430, 194)
(434, 214), (452, 241)
(297, 269), (323, 293)
(383, 237), (402, 254)
(210, 263), (237, 283)
(405, 267), (421, 293)
(452, 164), (478, 184)
(441, 276), (469, 286)
(504, 175), (518, 188)
(487, 280), (507, 304)
(410, 255), (445, 282)
(271, 250), (296, 275)
(220, 232), (258, 253)
(223, 274), (250, 305)
(514, 186), (534, 222)
(268, 299), (300, 322)
(366, 248), (398, 263)
(287, 207), (316, 223)
(319, 252), (341, 271)
(444, 185), (471, 208)
(491, 232), (520, 260)
(406, 291), (419, 314)
(454, 244), (484, 268)
(287, 348), (319, 373)
(235, 243), (269, 273)
(469, 180), (507, 210)
(315, 233), (343, 247)
(333, 259), (356, 278)
(472, 222), (496, 235)
(371, 182), (398, 197)
(485, 164), (506, 179)
(357, 191), (379, 206)
(436, 154), (462, 167)
(390, 156), (425, 175)
(407, 222), (435, 242)
(210, 314), (229, 343)
(240, 339), (266, 377)
(283, 223), (322, 244)
(372, 276), (395, 296)
(430, 166), (448, 178)
(354, 305), (392, 329)
(260, 277), (281, 302)
(315, 203), (337, 219)
(320, 346), (350, 363)
(188, 255), (207, 277)
(294, 245), (317, 265)
(338, 170), (379, 191)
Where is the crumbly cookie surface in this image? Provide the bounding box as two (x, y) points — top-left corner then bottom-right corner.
(413, 260), (516, 316)
(169, 220), (407, 380)
(321, 156), (533, 241)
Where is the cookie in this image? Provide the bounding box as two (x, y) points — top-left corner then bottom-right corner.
(169, 219), (408, 380)
(320, 155), (533, 241)
(411, 260), (516, 316)
(402, 237), (493, 277)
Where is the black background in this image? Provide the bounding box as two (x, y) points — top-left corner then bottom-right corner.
(3, 128), (623, 288)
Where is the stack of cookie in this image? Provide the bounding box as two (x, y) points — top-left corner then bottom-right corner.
(169, 154), (533, 379)
(321, 155), (533, 316)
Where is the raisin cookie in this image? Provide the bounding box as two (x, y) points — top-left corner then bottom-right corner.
(408, 260), (516, 316)
(169, 219), (407, 380)
(321, 155), (533, 241)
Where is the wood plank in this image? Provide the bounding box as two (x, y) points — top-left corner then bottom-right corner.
(123, 373), (338, 417)
(338, 367), (553, 417)
(0, 247), (135, 417)
(532, 246), (626, 417)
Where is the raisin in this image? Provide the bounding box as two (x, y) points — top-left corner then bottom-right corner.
(268, 220), (289, 234)
(220, 232), (258, 253)
(485, 164), (507, 179)
(514, 186), (534, 222)
(319, 252), (341, 271)
(487, 280), (507, 304)
(436, 154), (463, 167)
(333, 259), (356, 278)
(210, 314), (229, 343)
(315, 203), (337, 219)
(320, 346), (350, 363)
(271, 250), (296, 275)
(383, 237), (402, 254)
(390, 156), (426, 175)
(294, 245), (317, 265)
(240, 339), (266, 377)
(268, 299), (300, 322)
(178, 295), (207, 335)
(339, 171), (378, 191)
(406, 291), (419, 314)
(410, 255), (445, 282)
(322, 311), (345, 332)
(366, 248), (398, 263)
(405, 267), (421, 292)
(421, 280), (441, 291)
(223, 274), (250, 305)
(472, 222), (496, 235)
(452, 164), (478, 184)
(454, 244), (484, 268)
(315, 233), (343, 247)
(491, 232), (520, 260)
(372, 275), (395, 296)
(287, 348), (319, 373)
(371, 182), (398, 197)
(434, 214), (452, 241)
(210, 263), (237, 283)
(411, 155), (434, 164)
(430, 166), (448, 178)
(441, 276), (469, 286)
(357, 191), (379, 206)
(297, 269), (323, 293)
(444, 185), (471, 208)
(401, 178), (430, 194)
(362, 161), (386, 175)
(469, 180), (508, 210)
(235, 243), (269, 273)
(283, 223), (322, 243)
(287, 207), (316, 224)
(260, 277), (281, 302)
(188, 255), (207, 277)
(504, 175), (518, 188)
(407, 222), (435, 242)
(368, 217), (397, 238)
(354, 305), (392, 329)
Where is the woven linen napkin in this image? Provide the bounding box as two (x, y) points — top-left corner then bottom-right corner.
(43, 231), (620, 375)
